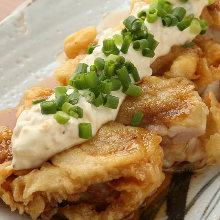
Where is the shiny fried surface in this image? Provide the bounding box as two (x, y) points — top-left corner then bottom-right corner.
(0, 122), (164, 220)
(117, 76), (207, 127)
(0, 127), (12, 164)
(117, 76), (209, 168)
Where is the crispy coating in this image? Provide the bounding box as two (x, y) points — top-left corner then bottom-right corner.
(117, 76), (209, 168)
(117, 76), (207, 128)
(16, 87), (54, 118)
(0, 122), (164, 220)
(200, 92), (220, 165)
(64, 26), (97, 59)
(0, 127), (12, 164)
(54, 54), (86, 86)
(201, 0), (220, 28)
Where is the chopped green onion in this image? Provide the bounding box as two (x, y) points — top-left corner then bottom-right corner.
(54, 111), (70, 125)
(102, 39), (120, 56)
(111, 78), (121, 91)
(146, 34), (159, 51)
(87, 42), (97, 54)
(75, 63), (88, 75)
(133, 39), (148, 50)
(125, 62), (140, 82)
(101, 79), (113, 94)
(93, 94), (104, 107)
(116, 66), (131, 88)
(199, 19), (208, 34)
(62, 102), (83, 118)
(113, 34), (123, 45)
(104, 60), (115, 78)
(172, 7), (186, 22)
(82, 90), (95, 103)
(179, 0), (188, 2)
(183, 41), (196, 48)
(98, 71), (107, 81)
(162, 15), (172, 26)
(146, 8), (158, 23)
(56, 94), (68, 110)
(190, 18), (202, 35)
(162, 0), (173, 13)
(209, 0), (215, 4)
(90, 65), (97, 72)
(106, 54), (119, 62)
(123, 15), (137, 30)
(62, 102), (75, 115)
(116, 56), (125, 64)
(55, 86), (67, 98)
(32, 98), (46, 105)
(131, 111), (144, 127)
(121, 35), (132, 54)
(138, 11), (147, 20)
(68, 92), (80, 105)
(84, 71), (99, 89)
(177, 14), (194, 31)
(132, 19), (142, 32)
(73, 106), (83, 118)
(142, 49), (155, 58)
(78, 123), (92, 139)
(124, 83), (142, 97)
(94, 57), (105, 71)
(133, 26), (148, 40)
(104, 95), (119, 109)
(72, 74), (88, 90)
(40, 100), (57, 115)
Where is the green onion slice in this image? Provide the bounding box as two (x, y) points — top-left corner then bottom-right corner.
(78, 123), (92, 139)
(32, 98), (46, 105)
(55, 86), (67, 98)
(102, 39), (120, 56)
(124, 83), (142, 97)
(146, 8), (158, 23)
(40, 100), (57, 115)
(121, 35), (132, 54)
(54, 111), (70, 124)
(94, 57), (105, 71)
(131, 111), (144, 127)
(183, 41), (196, 48)
(104, 95), (119, 109)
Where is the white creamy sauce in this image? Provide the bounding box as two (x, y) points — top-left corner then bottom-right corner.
(12, 0), (208, 170)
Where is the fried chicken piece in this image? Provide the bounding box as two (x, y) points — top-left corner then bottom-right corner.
(0, 122), (164, 220)
(0, 127), (13, 164)
(201, 0), (220, 28)
(117, 76), (209, 168)
(200, 92), (220, 166)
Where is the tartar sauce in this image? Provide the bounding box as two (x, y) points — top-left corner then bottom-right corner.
(12, 0), (209, 170)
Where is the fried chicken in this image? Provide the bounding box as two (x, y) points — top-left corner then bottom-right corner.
(117, 76), (209, 168)
(0, 122), (164, 220)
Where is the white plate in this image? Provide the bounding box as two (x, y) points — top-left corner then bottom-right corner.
(0, 1), (219, 220)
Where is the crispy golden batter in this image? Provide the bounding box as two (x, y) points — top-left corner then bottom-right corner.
(16, 87), (54, 118)
(201, 0), (220, 28)
(117, 76), (208, 128)
(0, 127), (12, 164)
(54, 54), (86, 86)
(200, 92), (220, 165)
(117, 76), (209, 168)
(0, 122), (164, 220)
(64, 26), (97, 59)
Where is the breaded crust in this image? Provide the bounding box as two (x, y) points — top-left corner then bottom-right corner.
(0, 122), (164, 220)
